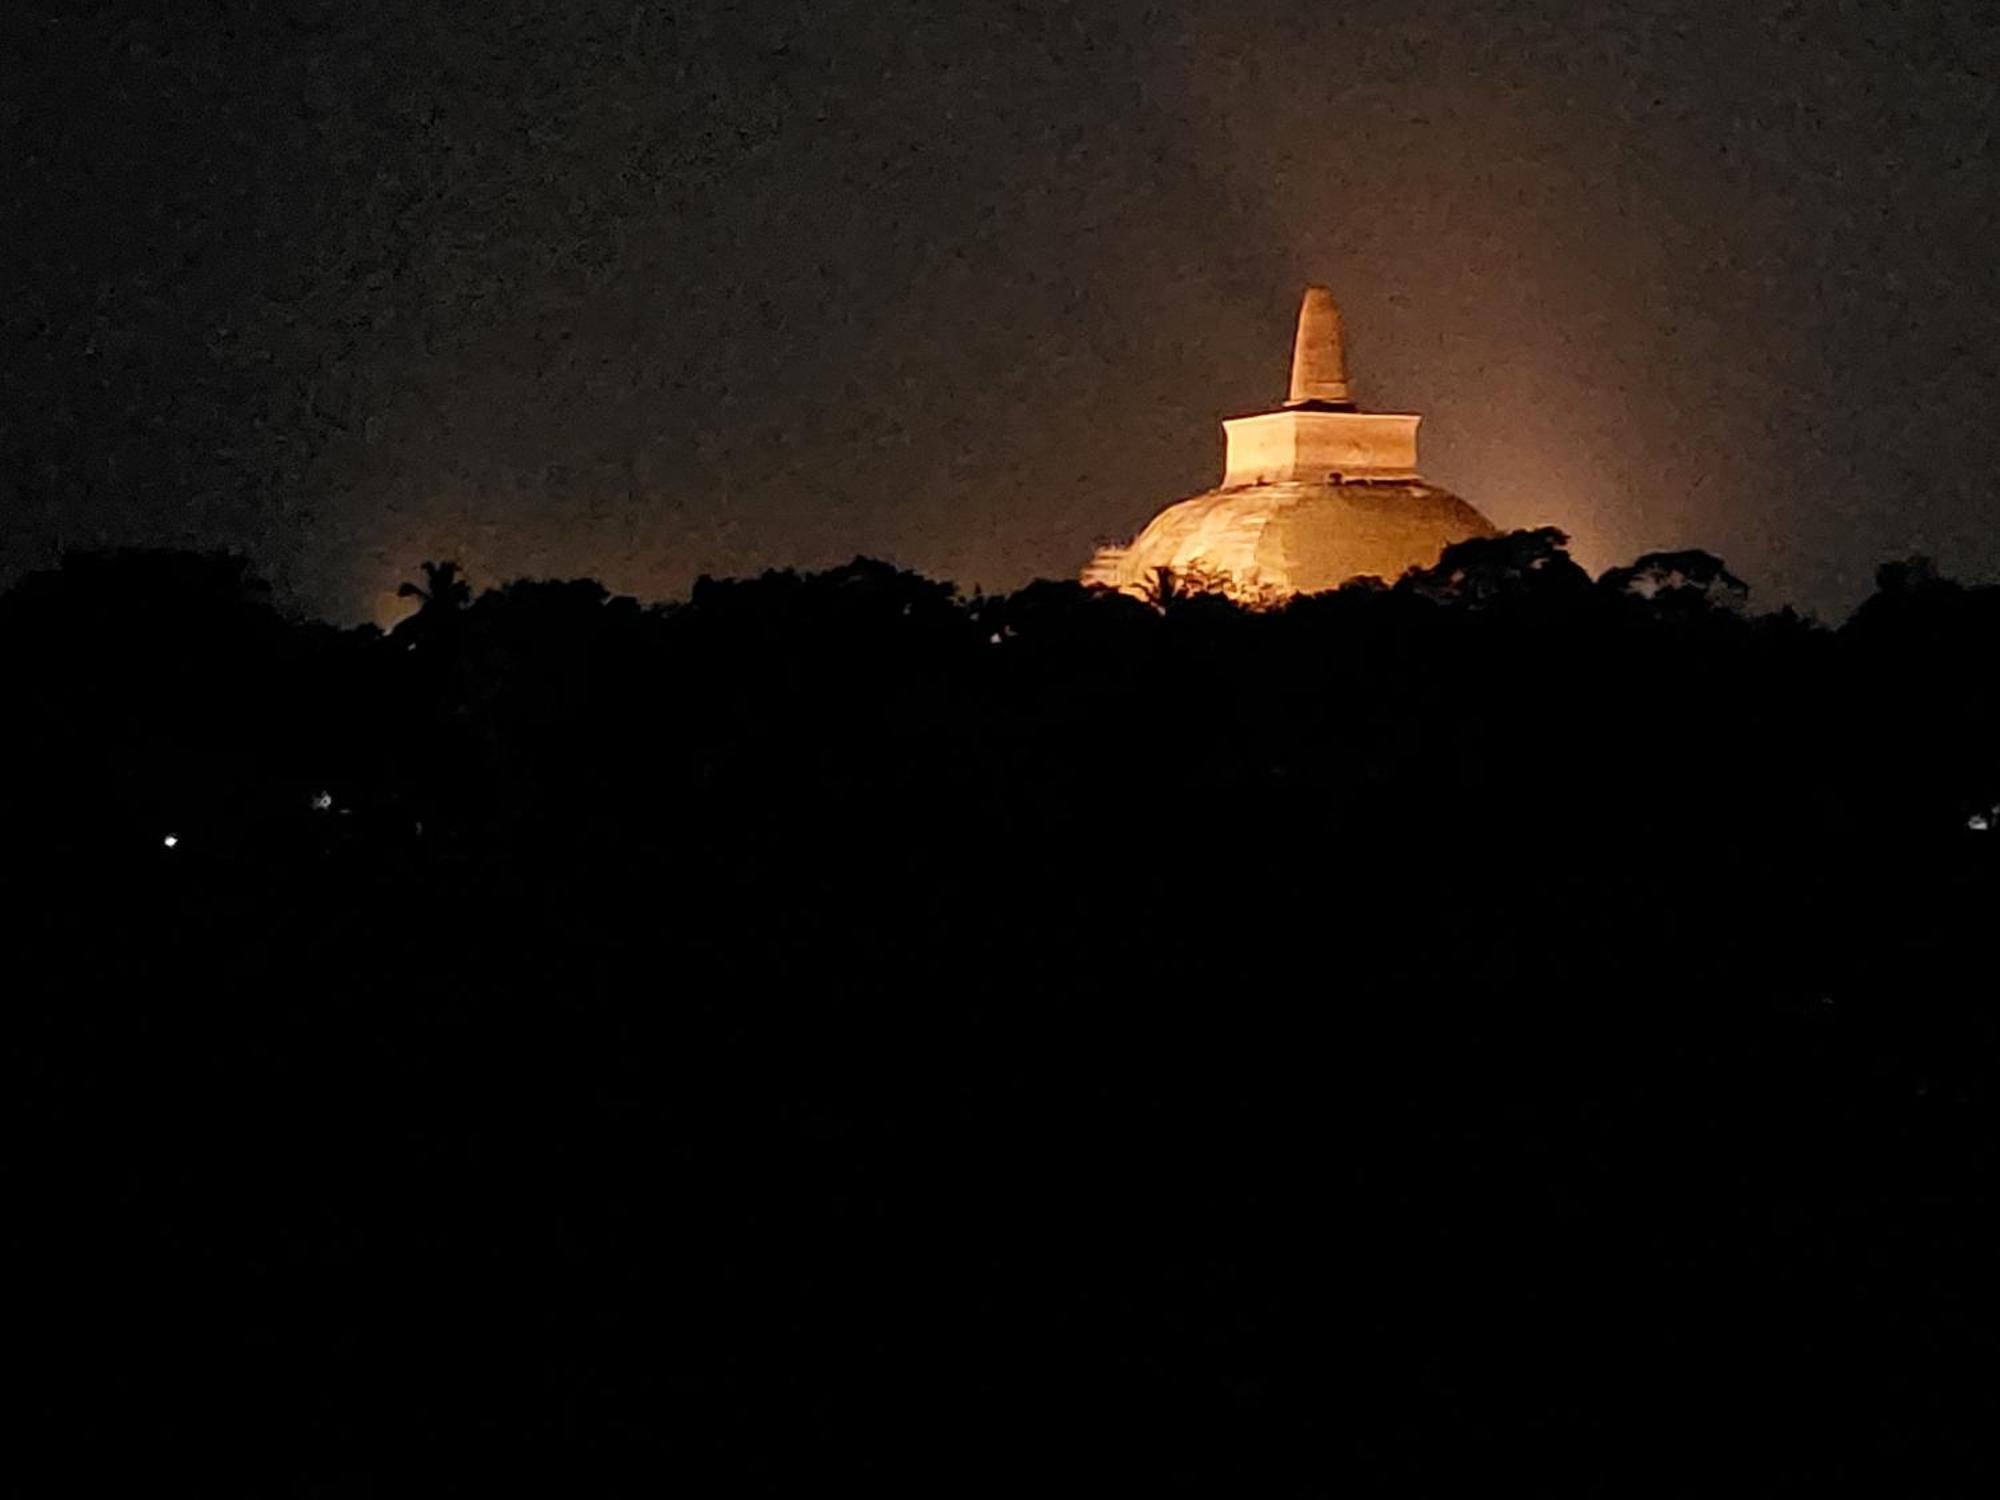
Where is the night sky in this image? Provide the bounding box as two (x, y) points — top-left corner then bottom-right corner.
(9, 0), (1999, 622)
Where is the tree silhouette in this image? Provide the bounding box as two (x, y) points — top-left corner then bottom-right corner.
(397, 559), (474, 614)
(1398, 526), (1592, 606)
(6, 541), (1997, 1498)
(392, 559), (474, 651)
(1599, 548), (1749, 610)
(1133, 560), (1248, 610)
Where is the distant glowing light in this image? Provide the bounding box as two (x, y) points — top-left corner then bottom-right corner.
(311, 790), (333, 811)
(162, 834), (179, 849)
(1970, 813), (1993, 832)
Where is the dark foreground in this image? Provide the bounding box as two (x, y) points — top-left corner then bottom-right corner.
(9, 538), (1998, 1495)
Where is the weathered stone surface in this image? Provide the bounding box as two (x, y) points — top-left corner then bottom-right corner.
(1083, 480), (1497, 600)
(1221, 409), (1421, 487)
(1285, 284), (1352, 408)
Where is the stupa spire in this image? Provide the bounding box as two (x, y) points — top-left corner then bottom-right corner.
(1285, 284), (1353, 408)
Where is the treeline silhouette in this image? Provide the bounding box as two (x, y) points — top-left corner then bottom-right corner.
(9, 532), (1998, 1495)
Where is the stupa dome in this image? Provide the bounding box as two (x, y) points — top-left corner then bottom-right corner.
(1086, 479), (1496, 602)
(1084, 286), (1496, 601)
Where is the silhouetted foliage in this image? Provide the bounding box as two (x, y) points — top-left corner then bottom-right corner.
(1599, 546), (1751, 610)
(1397, 524), (1594, 606)
(9, 534), (1998, 1496)
(391, 558), (475, 656)
(396, 557), (474, 613)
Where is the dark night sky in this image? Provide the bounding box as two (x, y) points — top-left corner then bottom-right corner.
(8, 0), (1999, 621)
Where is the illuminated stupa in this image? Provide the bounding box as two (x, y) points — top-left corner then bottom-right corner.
(1083, 286), (1496, 601)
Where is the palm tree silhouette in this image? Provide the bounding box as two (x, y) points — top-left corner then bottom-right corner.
(397, 560), (473, 614)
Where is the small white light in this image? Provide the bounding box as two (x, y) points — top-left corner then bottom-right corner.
(162, 834), (179, 849)
(1970, 814), (1992, 832)
(311, 790), (333, 812)
(989, 632), (1003, 645)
